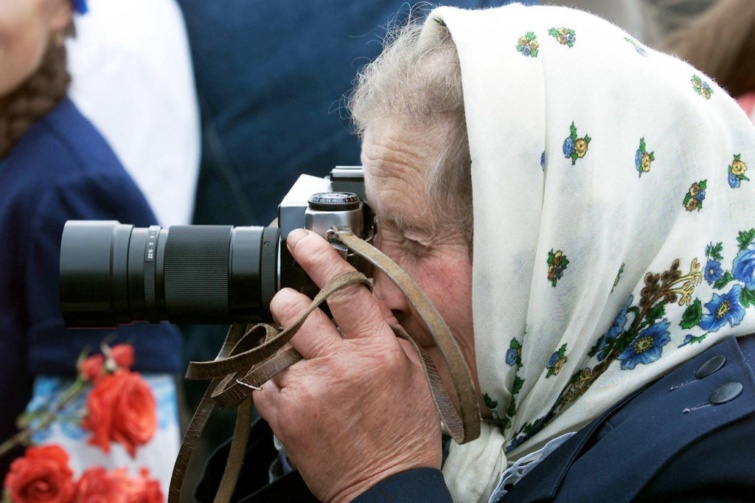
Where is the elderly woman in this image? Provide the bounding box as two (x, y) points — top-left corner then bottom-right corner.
(252, 3), (755, 502)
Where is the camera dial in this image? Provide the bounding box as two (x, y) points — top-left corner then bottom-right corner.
(304, 192), (363, 244)
(307, 192), (361, 211)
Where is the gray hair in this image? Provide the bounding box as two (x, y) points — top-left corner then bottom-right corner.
(348, 15), (473, 249)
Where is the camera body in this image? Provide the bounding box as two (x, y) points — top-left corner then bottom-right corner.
(60, 166), (371, 327)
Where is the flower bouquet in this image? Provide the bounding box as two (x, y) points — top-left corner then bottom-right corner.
(0, 344), (164, 502)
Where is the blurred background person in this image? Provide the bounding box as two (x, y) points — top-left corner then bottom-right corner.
(66, 0), (200, 226)
(0, 0), (184, 493)
(542, 0), (754, 120)
(656, 0), (755, 121)
(541, 0), (720, 46)
(640, 0), (719, 46)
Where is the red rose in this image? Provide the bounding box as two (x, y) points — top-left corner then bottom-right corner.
(80, 354), (105, 383)
(110, 345), (135, 371)
(109, 374), (157, 457)
(117, 468), (162, 503)
(73, 467), (125, 503)
(4, 445), (75, 503)
(82, 371), (157, 457)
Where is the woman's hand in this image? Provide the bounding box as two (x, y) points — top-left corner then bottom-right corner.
(253, 229), (442, 502)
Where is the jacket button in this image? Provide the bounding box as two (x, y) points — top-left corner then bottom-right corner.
(695, 355), (726, 379)
(709, 382), (743, 405)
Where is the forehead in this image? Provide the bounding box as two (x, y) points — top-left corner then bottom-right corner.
(361, 119), (444, 224)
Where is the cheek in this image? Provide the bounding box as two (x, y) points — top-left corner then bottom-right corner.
(0, 24), (49, 96)
(414, 255), (479, 391)
(419, 261), (464, 299)
(414, 256), (473, 334)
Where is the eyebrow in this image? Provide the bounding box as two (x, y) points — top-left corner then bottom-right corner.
(365, 187), (402, 229)
(380, 213), (410, 232)
(366, 185), (431, 235)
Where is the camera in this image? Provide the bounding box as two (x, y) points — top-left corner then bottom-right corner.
(60, 166), (372, 327)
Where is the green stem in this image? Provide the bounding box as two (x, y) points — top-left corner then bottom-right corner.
(0, 378), (88, 457)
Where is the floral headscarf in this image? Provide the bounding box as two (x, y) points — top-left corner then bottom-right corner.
(419, 4), (755, 501)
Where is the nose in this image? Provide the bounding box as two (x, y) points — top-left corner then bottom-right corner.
(373, 268), (410, 319)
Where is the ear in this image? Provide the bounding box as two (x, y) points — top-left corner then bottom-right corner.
(47, 0), (73, 32)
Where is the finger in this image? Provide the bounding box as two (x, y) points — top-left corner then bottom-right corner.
(269, 364), (289, 390)
(270, 286), (340, 359)
(264, 339), (293, 389)
(286, 229), (392, 340)
(375, 296), (399, 325)
(252, 377), (280, 426)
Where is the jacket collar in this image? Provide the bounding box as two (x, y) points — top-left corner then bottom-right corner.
(501, 335), (755, 502)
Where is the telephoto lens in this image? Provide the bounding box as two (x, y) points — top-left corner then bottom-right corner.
(61, 168), (370, 328)
(59, 221), (279, 327)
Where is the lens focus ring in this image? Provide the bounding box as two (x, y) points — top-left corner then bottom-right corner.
(163, 226), (232, 323)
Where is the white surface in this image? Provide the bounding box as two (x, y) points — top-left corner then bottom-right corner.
(67, 0), (201, 225)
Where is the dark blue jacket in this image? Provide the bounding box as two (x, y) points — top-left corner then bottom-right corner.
(357, 335), (755, 502)
(178, 0), (534, 227)
(0, 98), (183, 476)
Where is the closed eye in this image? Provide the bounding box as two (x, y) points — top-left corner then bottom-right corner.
(375, 215), (432, 258)
(401, 237), (429, 257)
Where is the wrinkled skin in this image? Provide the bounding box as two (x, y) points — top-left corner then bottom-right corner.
(254, 119), (479, 501)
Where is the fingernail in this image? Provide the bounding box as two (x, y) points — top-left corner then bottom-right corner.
(287, 228), (307, 249)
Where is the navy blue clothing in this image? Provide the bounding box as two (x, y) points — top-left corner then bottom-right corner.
(355, 468), (453, 502)
(355, 335), (755, 502)
(0, 98), (183, 473)
(178, 0), (526, 227)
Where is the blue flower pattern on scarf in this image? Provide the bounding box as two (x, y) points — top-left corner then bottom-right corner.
(704, 259), (724, 285)
(732, 246), (755, 289)
(699, 285), (746, 332)
(499, 22), (754, 454)
(562, 122), (590, 165)
(617, 320), (671, 369)
(562, 137), (574, 158)
(727, 154), (749, 189)
(505, 348), (518, 366)
(590, 295), (634, 361)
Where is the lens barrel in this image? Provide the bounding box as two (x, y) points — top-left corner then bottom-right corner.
(60, 221), (279, 327)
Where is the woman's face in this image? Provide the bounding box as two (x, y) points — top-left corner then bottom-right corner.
(361, 119), (480, 401)
(0, 0), (71, 97)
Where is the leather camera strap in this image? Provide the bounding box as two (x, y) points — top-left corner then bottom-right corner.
(169, 228), (480, 503)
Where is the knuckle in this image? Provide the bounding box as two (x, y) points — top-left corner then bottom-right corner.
(383, 340), (409, 368)
(354, 337), (406, 373)
(330, 296), (384, 334)
(291, 233), (332, 269)
(275, 389), (315, 439)
(292, 234), (356, 285)
(270, 288), (311, 325)
(252, 390), (274, 422)
(326, 283), (367, 308)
